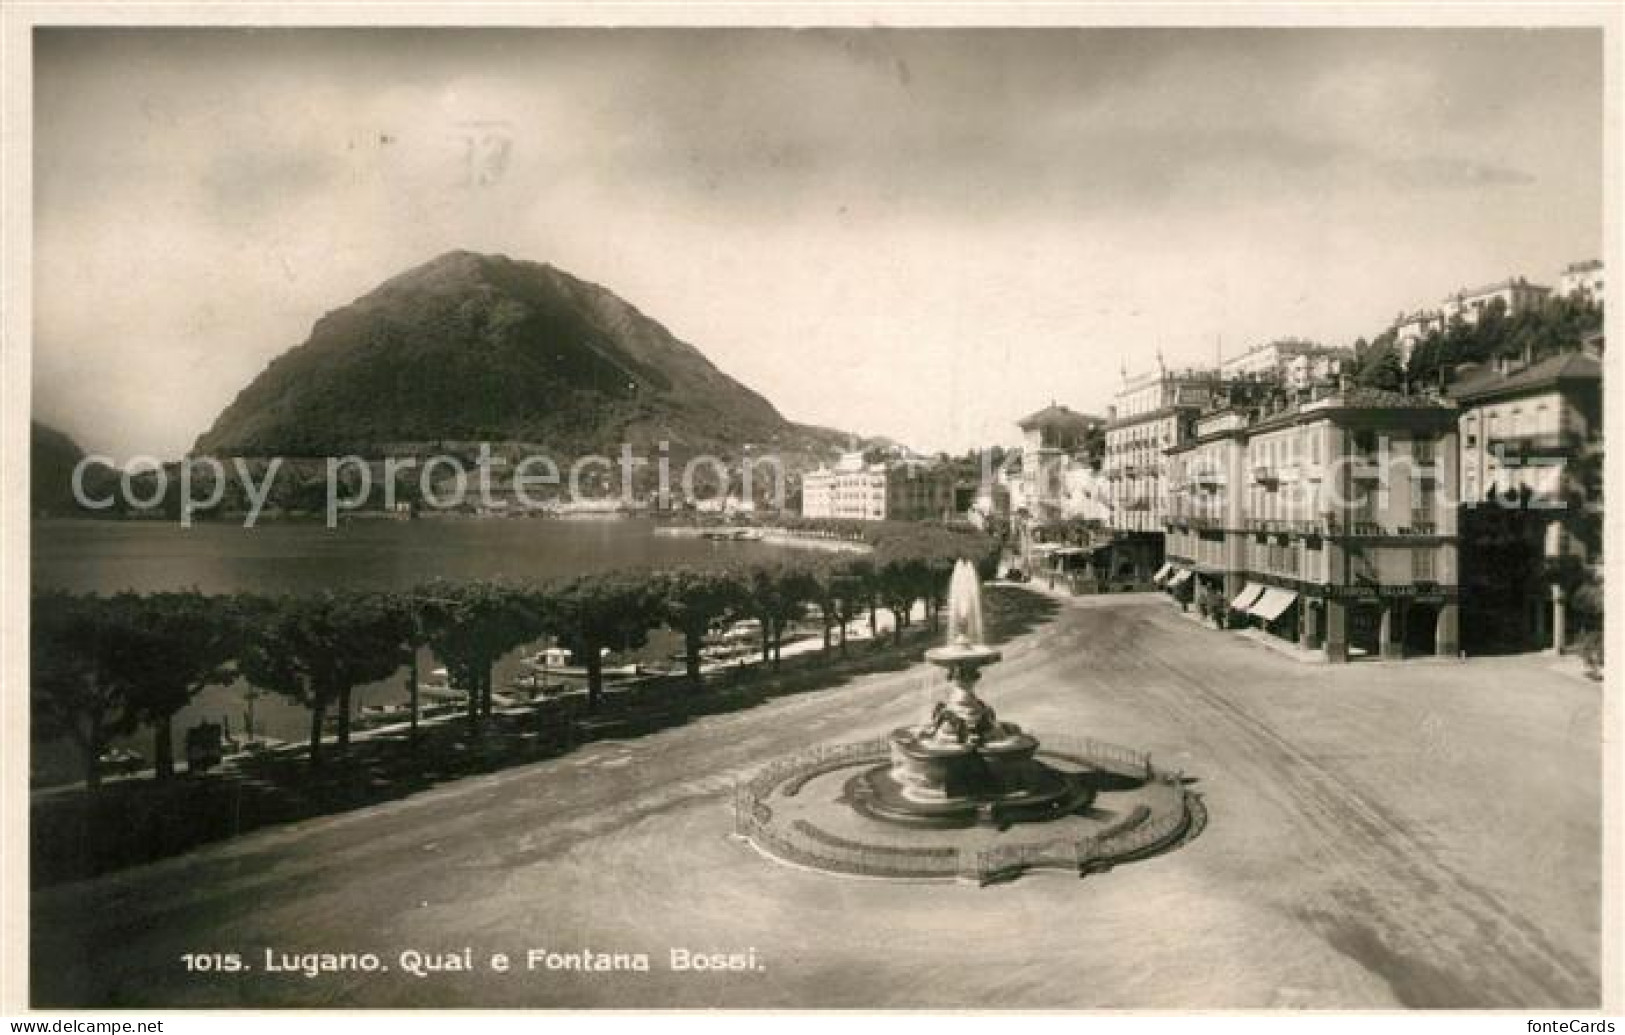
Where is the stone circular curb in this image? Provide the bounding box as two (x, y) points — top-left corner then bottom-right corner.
(734, 735), (1201, 885)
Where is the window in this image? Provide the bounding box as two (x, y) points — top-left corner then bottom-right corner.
(1411, 549), (1436, 581)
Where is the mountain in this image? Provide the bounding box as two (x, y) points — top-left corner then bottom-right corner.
(194, 251), (867, 467)
(32, 420), (89, 515)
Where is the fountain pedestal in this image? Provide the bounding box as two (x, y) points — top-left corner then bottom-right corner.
(856, 615), (1092, 828)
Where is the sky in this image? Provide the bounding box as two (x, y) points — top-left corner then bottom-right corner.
(32, 26), (1604, 458)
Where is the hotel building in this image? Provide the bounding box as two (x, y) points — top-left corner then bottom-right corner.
(1163, 387), (1461, 663)
(801, 452), (954, 522)
(1104, 367), (1220, 533)
(1450, 348), (1603, 649)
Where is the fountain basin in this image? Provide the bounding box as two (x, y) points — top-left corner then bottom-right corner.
(857, 728), (1093, 828)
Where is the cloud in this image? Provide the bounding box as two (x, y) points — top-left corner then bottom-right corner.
(30, 26), (1603, 457)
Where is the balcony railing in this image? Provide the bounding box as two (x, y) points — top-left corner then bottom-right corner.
(1252, 465), (1279, 486)
(1340, 451), (1383, 480)
(1488, 431), (1586, 457)
(1244, 517), (1326, 537)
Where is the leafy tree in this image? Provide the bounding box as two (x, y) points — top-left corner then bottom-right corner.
(31, 592), (140, 790)
(1355, 340), (1405, 392)
(239, 591), (410, 767)
(652, 567), (745, 689)
(418, 580), (543, 728)
(115, 591), (242, 779)
(544, 572), (661, 712)
(739, 563), (816, 669)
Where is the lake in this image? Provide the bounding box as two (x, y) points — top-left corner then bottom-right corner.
(30, 517), (805, 783)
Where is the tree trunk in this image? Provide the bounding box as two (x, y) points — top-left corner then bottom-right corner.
(685, 628), (703, 690)
(481, 660), (494, 719)
(869, 604), (877, 639)
(407, 649), (420, 746)
(586, 648), (603, 713)
(838, 617), (848, 655)
(308, 702), (326, 769)
(893, 608), (905, 645)
(81, 720), (102, 791)
(154, 716), (175, 780)
(466, 667), (480, 731)
(337, 687), (352, 753)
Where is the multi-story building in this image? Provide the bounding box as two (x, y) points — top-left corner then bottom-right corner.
(1393, 308), (1447, 359)
(1556, 259), (1604, 301)
(1452, 351), (1602, 508)
(1014, 403), (1104, 523)
(1392, 275), (1553, 366)
(1163, 407), (1250, 609)
(1219, 339), (1352, 391)
(800, 452), (954, 522)
(1450, 348), (1603, 650)
(1440, 276), (1552, 327)
(1103, 366), (1219, 533)
(1161, 387), (1461, 663)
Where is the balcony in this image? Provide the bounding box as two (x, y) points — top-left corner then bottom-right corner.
(1324, 519), (1442, 538)
(1488, 431), (1586, 458)
(1252, 465), (1280, 487)
(1345, 453), (1382, 481)
(1193, 470), (1226, 488)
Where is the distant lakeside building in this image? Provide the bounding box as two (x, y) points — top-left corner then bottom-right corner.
(800, 451), (954, 522)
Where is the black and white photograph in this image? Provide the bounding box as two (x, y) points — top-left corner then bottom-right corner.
(2, 2), (1619, 1019)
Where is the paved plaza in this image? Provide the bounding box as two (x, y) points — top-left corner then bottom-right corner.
(32, 591), (1601, 1009)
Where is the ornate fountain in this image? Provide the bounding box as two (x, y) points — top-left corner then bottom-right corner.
(858, 560), (1092, 827)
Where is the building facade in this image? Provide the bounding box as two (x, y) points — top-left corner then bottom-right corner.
(1450, 349), (1603, 651)
(1393, 275), (1554, 366)
(1161, 388), (1462, 663)
(801, 452), (954, 522)
(1556, 259), (1604, 301)
(1439, 276), (1551, 327)
(1104, 367), (1219, 533)
(1219, 340), (1352, 391)
(1014, 403), (1105, 523)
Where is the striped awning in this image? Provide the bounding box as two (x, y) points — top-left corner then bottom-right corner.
(1152, 562), (1174, 584)
(1167, 568), (1194, 588)
(1230, 583), (1266, 612)
(1250, 587), (1299, 622)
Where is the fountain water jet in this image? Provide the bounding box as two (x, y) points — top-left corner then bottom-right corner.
(858, 560), (1092, 827)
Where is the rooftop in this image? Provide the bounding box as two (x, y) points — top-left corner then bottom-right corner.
(1445, 276), (1551, 302)
(1017, 402), (1105, 431)
(1448, 350), (1602, 404)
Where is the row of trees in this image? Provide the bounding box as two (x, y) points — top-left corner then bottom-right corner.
(32, 525), (999, 790)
